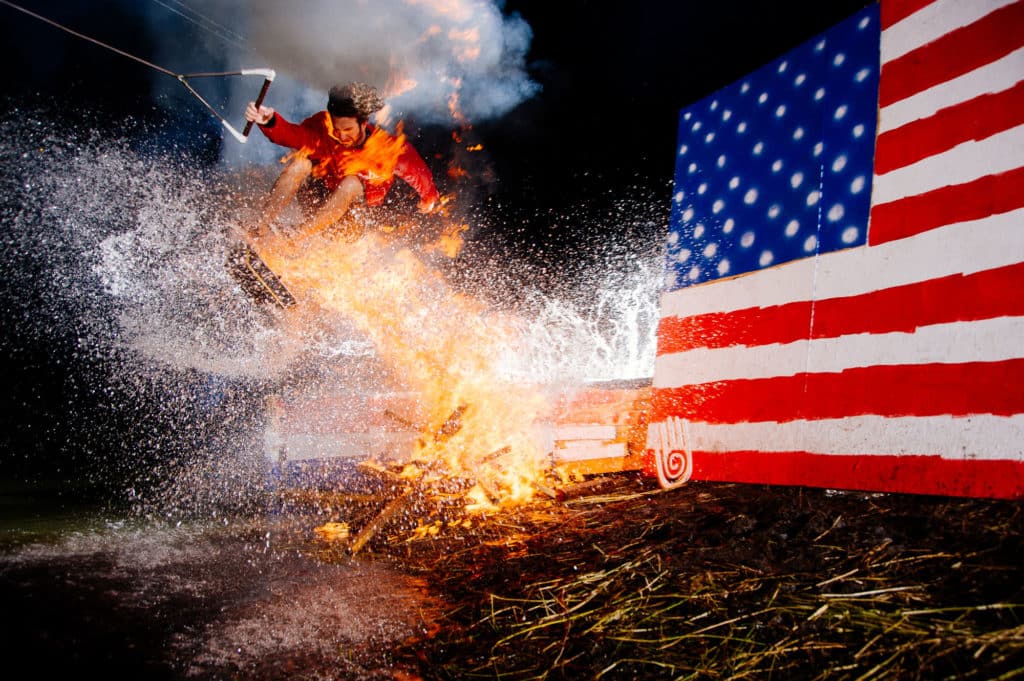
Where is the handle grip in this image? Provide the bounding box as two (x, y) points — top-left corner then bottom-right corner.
(243, 77), (274, 137)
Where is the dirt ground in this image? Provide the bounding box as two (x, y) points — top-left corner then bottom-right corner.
(331, 473), (1024, 680)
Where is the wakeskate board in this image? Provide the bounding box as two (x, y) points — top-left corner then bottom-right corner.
(226, 241), (297, 309)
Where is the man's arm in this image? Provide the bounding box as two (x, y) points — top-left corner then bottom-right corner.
(394, 142), (441, 212)
(244, 102), (314, 150)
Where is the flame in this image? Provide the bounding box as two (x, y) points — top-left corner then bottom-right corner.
(319, 115), (408, 183)
(423, 221), (468, 258)
(257, 232), (549, 506)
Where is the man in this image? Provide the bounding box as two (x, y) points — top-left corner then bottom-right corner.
(243, 82), (440, 242)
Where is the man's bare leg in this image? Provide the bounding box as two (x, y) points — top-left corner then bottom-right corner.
(294, 175), (365, 241)
(253, 155), (314, 236)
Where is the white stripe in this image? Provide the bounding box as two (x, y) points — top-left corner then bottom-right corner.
(654, 316), (1024, 386)
(647, 414), (1024, 461)
(872, 123), (1024, 204)
(659, 207), (1024, 318)
(881, 0), (1019, 63)
(878, 47), (1024, 134)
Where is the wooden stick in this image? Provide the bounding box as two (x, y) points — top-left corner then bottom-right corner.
(349, 490), (412, 556)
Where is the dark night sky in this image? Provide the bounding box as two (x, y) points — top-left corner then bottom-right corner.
(0, 0), (870, 488)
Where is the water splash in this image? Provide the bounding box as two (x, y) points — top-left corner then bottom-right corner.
(1, 108), (664, 513)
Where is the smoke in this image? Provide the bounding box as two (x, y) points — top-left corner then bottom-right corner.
(141, 0), (538, 168)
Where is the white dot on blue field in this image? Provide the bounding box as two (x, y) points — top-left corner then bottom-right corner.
(667, 231), (679, 246)
(717, 154), (727, 168)
(853, 124), (865, 138)
(842, 226), (859, 243)
(698, 182), (708, 195)
(723, 109), (732, 121)
(804, 235), (818, 252)
(703, 242), (718, 258)
(674, 191), (684, 203)
(710, 99), (719, 111)
(807, 190), (821, 206)
(785, 219), (800, 237)
(851, 176), (866, 194)
(684, 112), (692, 121)
(729, 176), (741, 189)
(675, 248), (691, 263)
(793, 127), (805, 140)
(737, 121), (748, 133)
(832, 155), (848, 172)
(683, 207), (695, 222)
(741, 81), (751, 93)
(776, 104), (786, 117)
(753, 141), (764, 155)
(816, 40), (826, 52)
(759, 250), (774, 267)
(692, 121), (702, 132)
(713, 199), (725, 214)
(688, 265), (701, 280)
(795, 73), (807, 87)
(741, 231), (755, 247)
(828, 203), (845, 222)
(778, 60), (788, 73)
(679, 144), (688, 156)
(705, 132), (716, 143)
(855, 68), (870, 83)
(688, 162), (698, 174)
(758, 92), (768, 104)
(772, 159), (783, 172)
(717, 259), (731, 276)
(834, 53), (846, 67)
(834, 104), (848, 120)
(859, 16), (870, 29)
(814, 142), (823, 157)
(723, 218), (735, 233)
(768, 204), (781, 219)
(815, 88), (825, 101)
(745, 188), (759, 204)
(694, 223), (706, 238)
(791, 171), (804, 188)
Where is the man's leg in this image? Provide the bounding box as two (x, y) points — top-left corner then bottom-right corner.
(254, 155), (314, 236)
(295, 175), (365, 241)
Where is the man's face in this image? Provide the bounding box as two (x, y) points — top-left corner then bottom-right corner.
(331, 116), (366, 147)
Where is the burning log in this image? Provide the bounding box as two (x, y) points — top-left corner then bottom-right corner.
(349, 490), (413, 556)
(434, 404), (468, 441)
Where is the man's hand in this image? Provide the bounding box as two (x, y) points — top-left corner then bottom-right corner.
(244, 102), (275, 126)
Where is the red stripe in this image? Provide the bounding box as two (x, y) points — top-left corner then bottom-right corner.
(881, 0), (936, 29)
(650, 360), (1024, 423)
(869, 166), (1024, 245)
(642, 449), (1024, 499)
(879, 1), (1024, 108)
(876, 81), (1024, 175)
(657, 262), (1024, 354)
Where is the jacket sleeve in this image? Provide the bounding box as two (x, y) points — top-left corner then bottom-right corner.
(394, 141), (441, 205)
(259, 112), (318, 150)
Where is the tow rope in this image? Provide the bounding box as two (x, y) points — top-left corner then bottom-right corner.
(0, 0), (274, 143)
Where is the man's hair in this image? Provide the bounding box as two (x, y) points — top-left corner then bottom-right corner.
(327, 82), (385, 121)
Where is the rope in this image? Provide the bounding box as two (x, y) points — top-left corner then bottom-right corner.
(149, 0), (253, 54)
(0, 0), (177, 78)
(0, 0), (274, 142)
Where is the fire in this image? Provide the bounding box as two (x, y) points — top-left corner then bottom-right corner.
(256, 231), (550, 506)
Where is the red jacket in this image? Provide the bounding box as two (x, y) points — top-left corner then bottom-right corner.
(259, 111), (440, 207)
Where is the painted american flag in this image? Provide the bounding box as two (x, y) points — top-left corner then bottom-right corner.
(645, 0), (1024, 498)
